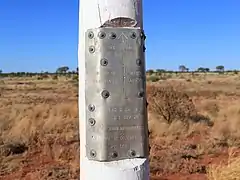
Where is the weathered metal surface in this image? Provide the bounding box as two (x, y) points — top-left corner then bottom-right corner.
(85, 27), (148, 162)
(100, 17), (137, 27)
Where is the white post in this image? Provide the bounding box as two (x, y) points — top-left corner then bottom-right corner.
(78, 0), (150, 180)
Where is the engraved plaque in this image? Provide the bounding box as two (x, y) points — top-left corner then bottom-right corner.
(85, 27), (148, 161)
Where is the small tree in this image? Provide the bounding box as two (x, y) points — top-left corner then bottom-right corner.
(0, 69), (2, 74)
(179, 65), (187, 72)
(56, 66), (69, 73)
(216, 65), (224, 72)
(156, 69), (165, 73)
(146, 69), (154, 75)
(155, 69), (165, 75)
(147, 85), (197, 125)
(197, 67), (205, 72)
(233, 70), (238, 74)
(197, 67), (209, 72)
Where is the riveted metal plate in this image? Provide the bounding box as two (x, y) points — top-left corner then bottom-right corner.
(85, 27), (148, 161)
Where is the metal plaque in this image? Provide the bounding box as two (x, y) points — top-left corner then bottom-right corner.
(85, 27), (149, 161)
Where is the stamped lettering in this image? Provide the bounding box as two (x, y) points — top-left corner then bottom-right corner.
(120, 144), (128, 149)
(107, 45), (116, 50)
(112, 115), (121, 120)
(118, 135), (138, 141)
(93, 79), (118, 84)
(123, 43), (134, 51)
(85, 28), (148, 161)
(127, 77), (142, 83)
(111, 114), (141, 121)
(118, 32), (128, 43)
(102, 70), (116, 75)
(107, 126), (144, 131)
(109, 107), (131, 112)
(129, 70), (142, 76)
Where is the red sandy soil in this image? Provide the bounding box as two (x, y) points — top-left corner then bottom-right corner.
(1, 132), (238, 180)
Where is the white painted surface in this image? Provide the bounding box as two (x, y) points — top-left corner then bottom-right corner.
(78, 0), (149, 179)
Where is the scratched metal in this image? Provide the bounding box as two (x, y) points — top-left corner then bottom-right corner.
(101, 17), (137, 27)
(85, 27), (149, 161)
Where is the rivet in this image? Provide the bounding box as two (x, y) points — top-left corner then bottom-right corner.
(129, 150), (136, 157)
(136, 59), (142, 66)
(138, 91), (144, 98)
(98, 31), (106, 39)
(100, 58), (108, 66)
(143, 45), (146, 52)
(111, 151), (118, 158)
(89, 46), (95, 53)
(130, 32), (137, 39)
(88, 104), (95, 112)
(140, 32), (146, 40)
(109, 32), (117, 39)
(88, 118), (96, 126)
(101, 90), (110, 99)
(90, 150), (97, 158)
(88, 31), (94, 39)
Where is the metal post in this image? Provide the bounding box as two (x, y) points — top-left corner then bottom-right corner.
(78, 0), (150, 180)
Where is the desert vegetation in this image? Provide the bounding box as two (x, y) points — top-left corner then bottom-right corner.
(0, 66), (240, 180)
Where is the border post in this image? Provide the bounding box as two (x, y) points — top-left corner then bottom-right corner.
(78, 1), (150, 179)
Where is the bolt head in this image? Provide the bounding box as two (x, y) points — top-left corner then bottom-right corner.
(138, 91), (144, 98)
(101, 90), (110, 99)
(130, 32), (137, 39)
(136, 59), (142, 66)
(88, 118), (96, 126)
(109, 32), (117, 39)
(111, 151), (118, 158)
(88, 31), (94, 39)
(129, 150), (136, 157)
(143, 45), (146, 52)
(88, 104), (95, 112)
(140, 32), (146, 40)
(98, 31), (106, 39)
(89, 46), (95, 53)
(90, 150), (97, 158)
(100, 58), (108, 66)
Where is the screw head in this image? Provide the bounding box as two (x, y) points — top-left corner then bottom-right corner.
(101, 90), (110, 99)
(111, 151), (118, 158)
(143, 45), (146, 52)
(109, 32), (117, 39)
(130, 32), (137, 39)
(100, 58), (108, 66)
(88, 118), (96, 126)
(98, 31), (106, 39)
(136, 59), (142, 66)
(90, 150), (97, 158)
(89, 46), (95, 53)
(129, 150), (136, 157)
(88, 104), (95, 112)
(138, 91), (144, 98)
(140, 32), (146, 40)
(88, 31), (94, 39)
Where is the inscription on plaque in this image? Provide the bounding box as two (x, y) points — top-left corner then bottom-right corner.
(92, 134), (144, 142)
(109, 107), (142, 114)
(112, 114), (141, 121)
(85, 27), (148, 161)
(107, 126), (144, 131)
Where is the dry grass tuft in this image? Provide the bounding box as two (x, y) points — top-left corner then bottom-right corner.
(0, 74), (240, 179)
(147, 84), (196, 125)
(207, 148), (240, 180)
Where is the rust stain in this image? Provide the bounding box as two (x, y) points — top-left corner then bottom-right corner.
(100, 17), (137, 28)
